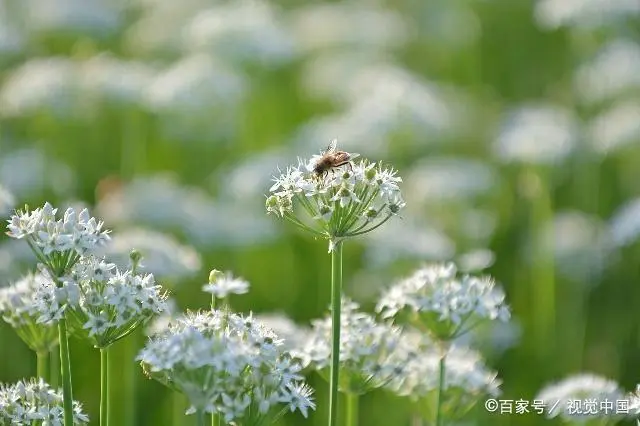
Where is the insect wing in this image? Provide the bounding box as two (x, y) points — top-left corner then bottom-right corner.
(325, 139), (338, 154)
(348, 152), (361, 160)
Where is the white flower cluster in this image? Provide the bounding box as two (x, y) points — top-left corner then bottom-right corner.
(202, 270), (250, 299)
(137, 310), (316, 423)
(6, 203), (110, 274)
(0, 378), (89, 425)
(536, 374), (624, 422)
(296, 299), (407, 394)
(35, 256), (167, 348)
(387, 333), (501, 415)
(0, 272), (57, 353)
(266, 145), (404, 250)
(376, 263), (510, 339)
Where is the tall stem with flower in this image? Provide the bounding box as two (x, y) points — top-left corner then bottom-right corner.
(6, 203), (111, 426)
(266, 140), (405, 426)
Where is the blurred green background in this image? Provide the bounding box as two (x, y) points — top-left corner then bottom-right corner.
(1, 0), (640, 425)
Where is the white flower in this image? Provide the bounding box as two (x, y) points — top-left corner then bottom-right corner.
(535, 0), (640, 30)
(266, 144), (405, 251)
(34, 256), (168, 348)
(202, 270), (250, 299)
(0, 148), (75, 198)
(0, 272), (58, 353)
(387, 332), (501, 416)
(184, 0), (296, 67)
(0, 185), (15, 219)
(536, 373), (624, 421)
(137, 310), (315, 422)
(608, 198), (640, 247)
(574, 39), (640, 105)
(6, 203), (111, 275)
(376, 263), (510, 339)
(253, 313), (309, 352)
(297, 298), (408, 394)
(588, 101), (640, 155)
(0, 378), (89, 425)
(493, 104), (578, 165)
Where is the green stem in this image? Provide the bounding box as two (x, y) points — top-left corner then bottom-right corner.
(100, 348), (109, 426)
(58, 318), (74, 426)
(211, 413), (221, 426)
(122, 334), (136, 426)
(328, 240), (343, 426)
(50, 349), (60, 387)
(345, 393), (358, 426)
(196, 410), (206, 426)
(435, 348), (446, 426)
(37, 351), (49, 381)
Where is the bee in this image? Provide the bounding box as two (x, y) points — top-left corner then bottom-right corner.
(312, 139), (359, 179)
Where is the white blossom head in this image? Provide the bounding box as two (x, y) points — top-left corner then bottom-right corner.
(376, 263), (510, 340)
(266, 140), (404, 251)
(296, 298), (409, 395)
(0, 272), (58, 353)
(0, 378), (89, 425)
(6, 203), (111, 276)
(34, 256), (168, 348)
(137, 310), (315, 422)
(202, 269), (250, 299)
(254, 313), (310, 352)
(387, 332), (501, 419)
(536, 373), (624, 423)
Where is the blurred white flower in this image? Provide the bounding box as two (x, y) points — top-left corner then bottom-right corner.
(377, 263), (510, 339)
(456, 249), (496, 272)
(588, 101), (640, 155)
(575, 39), (640, 105)
(0, 184), (14, 217)
(0, 272), (58, 353)
(454, 320), (522, 359)
(535, 0), (640, 30)
(202, 270), (249, 299)
(387, 333), (501, 412)
(363, 217), (455, 267)
(0, 240), (37, 282)
(125, 0), (214, 56)
(297, 298), (409, 395)
(138, 310), (315, 421)
(0, 148), (75, 197)
(412, 0), (480, 49)
(609, 198), (640, 247)
(494, 104), (579, 165)
(539, 211), (614, 283)
(290, 3), (409, 53)
(254, 313), (309, 352)
(404, 157), (498, 204)
(536, 373), (624, 422)
(185, 0), (296, 67)
(145, 53), (246, 140)
(0, 378), (89, 425)
(21, 0), (123, 39)
(0, 58), (80, 118)
(101, 228), (201, 281)
(80, 54), (156, 106)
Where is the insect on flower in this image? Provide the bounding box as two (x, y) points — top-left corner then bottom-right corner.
(312, 139), (360, 179)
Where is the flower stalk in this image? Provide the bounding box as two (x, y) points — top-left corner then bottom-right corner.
(435, 348), (446, 426)
(328, 240), (343, 426)
(100, 347), (109, 426)
(346, 393), (359, 426)
(58, 317), (75, 426)
(37, 351), (49, 381)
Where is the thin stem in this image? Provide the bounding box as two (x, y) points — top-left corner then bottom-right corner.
(58, 318), (74, 426)
(328, 240), (343, 426)
(195, 410), (206, 426)
(50, 349), (59, 387)
(37, 351), (49, 381)
(346, 393), (358, 426)
(435, 347), (447, 426)
(343, 213), (393, 237)
(211, 413), (221, 426)
(100, 348), (109, 426)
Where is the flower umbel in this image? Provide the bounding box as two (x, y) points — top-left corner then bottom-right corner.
(137, 310), (315, 424)
(296, 298), (408, 395)
(34, 256), (168, 348)
(266, 142), (404, 251)
(376, 262), (510, 340)
(0, 378), (89, 425)
(0, 272), (58, 354)
(6, 203), (111, 277)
